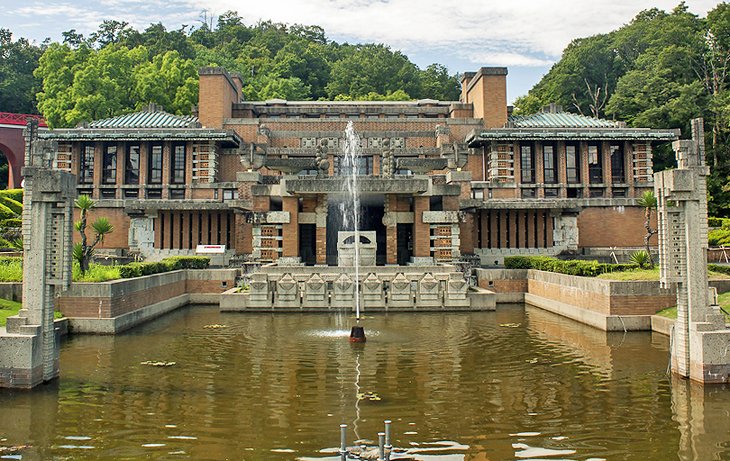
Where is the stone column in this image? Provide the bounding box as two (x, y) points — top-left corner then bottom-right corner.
(128, 214), (156, 258)
(657, 118), (730, 384)
(0, 121), (75, 388)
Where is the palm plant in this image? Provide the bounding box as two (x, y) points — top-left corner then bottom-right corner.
(637, 190), (658, 268)
(74, 195), (114, 274)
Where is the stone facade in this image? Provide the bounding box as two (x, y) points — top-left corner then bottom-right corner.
(35, 67), (679, 268)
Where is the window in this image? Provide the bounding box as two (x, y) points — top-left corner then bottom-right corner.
(125, 144), (140, 185)
(79, 143), (95, 184)
(148, 143), (163, 184)
(520, 143), (535, 184)
(171, 143), (186, 184)
(334, 155), (372, 175)
(543, 143), (557, 184)
(610, 144), (625, 184)
(588, 143), (603, 184)
(566, 143), (580, 184)
(102, 144), (117, 184)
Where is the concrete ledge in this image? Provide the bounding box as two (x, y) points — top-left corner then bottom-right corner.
(67, 294), (190, 334)
(525, 293), (651, 331)
(468, 287), (496, 311)
(651, 315), (675, 336)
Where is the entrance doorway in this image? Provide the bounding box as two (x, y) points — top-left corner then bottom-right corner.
(397, 223), (413, 265)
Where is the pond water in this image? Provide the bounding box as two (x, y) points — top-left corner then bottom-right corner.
(1, 305), (729, 460)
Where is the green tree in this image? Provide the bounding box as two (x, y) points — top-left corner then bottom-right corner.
(74, 195), (113, 274)
(0, 29), (43, 113)
(637, 191), (658, 268)
(133, 50), (198, 113)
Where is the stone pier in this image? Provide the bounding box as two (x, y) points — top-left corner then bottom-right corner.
(656, 118), (730, 384)
(0, 120), (75, 388)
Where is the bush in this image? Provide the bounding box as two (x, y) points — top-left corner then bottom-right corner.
(709, 228), (730, 246)
(0, 218), (21, 228)
(72, 263), (121, 282)
(0, 258), (23, 281)
(709, 264), (730, 276)
(629, 250), (651, 268)
(162, 256), (210, 270)
(503, 255), (638, 277)
(0, 189), (23, 203)
(0, 196), (22, 216)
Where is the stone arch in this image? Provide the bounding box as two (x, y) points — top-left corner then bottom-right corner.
(0, 141), (21, 189)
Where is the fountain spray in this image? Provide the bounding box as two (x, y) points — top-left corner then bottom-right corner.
(342, 121), (366, 342)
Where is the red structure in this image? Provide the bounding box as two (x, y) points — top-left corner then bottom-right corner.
(0, 112), (46, 189)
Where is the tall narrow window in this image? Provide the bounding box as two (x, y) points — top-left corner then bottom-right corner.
(588, 143), (603, 184)
(543, 143), (557, 184)
(520, 143), (535, 184)
(148, 143), (163, 184)
(610, 144), (625, 184)
(79, 143), (95, 184)
(102, 144), (117, 184)
(566, 143), (580, 184)
(125, 144), (140, 184)
(171, 143), (186, 184)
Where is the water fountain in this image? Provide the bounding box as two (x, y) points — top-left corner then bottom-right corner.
(341, 121), (366, 343)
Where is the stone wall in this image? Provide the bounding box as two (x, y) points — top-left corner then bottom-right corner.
(56, 269), (237, 333)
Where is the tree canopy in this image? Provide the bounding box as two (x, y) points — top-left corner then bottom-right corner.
(3, 12), (461, 127)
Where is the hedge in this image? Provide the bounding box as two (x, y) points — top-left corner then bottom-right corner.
(118, 256), (210, 278)
(0, 189), (23, 204)
(504, 256), (638, 277)
(708, 264), (730, 276)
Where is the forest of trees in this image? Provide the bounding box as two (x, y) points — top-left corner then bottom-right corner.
(3, 4), (730, 214)
(0, 12), (460, 129)
(514, 2), (730, 216)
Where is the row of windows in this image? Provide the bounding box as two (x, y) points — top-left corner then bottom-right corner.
(79, 143), (186, 186)
(519, 143), (625, 185)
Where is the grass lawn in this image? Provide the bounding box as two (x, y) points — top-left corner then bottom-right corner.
(656, 292), (730, 323)
(597, 267), (730, 281)
(0, 298), (63, 327)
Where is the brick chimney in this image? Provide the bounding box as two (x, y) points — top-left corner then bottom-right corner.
(460, 67), (508, 128)
(198, 67), (241, 129)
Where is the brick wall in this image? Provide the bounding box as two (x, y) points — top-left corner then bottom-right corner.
(578, 206), (655, 248)
(74, 207), (130, 250)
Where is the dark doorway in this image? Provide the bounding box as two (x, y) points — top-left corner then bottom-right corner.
(299, 224), (316, 266)
(397, 223), (413, 265)
(326, 196), (385, 266)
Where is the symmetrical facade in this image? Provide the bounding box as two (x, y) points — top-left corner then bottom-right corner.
(38, 67), (679, 266)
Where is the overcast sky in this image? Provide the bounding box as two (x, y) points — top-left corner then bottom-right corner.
(4, 0), (722, 102)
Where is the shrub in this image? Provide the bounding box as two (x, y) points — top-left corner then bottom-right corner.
(709, 228), (730, 246)
(709, 264), (730, 276)
(161, 256), (210, 270)
(0, 218), (21, 228)
(72, 263), (121, 282)
(0, 196), (22, 216)
(629, 250), (651, 268)
(0, 189), (23, 203)
(503, 255), (638, 277)
(0, 258), (23, 281)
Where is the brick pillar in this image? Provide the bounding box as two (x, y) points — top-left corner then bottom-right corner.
(412, 196), (430, 259)
(480, 210), (489, 249)
(580, 141), (590, 197)
(282, 196), (299, 258)
(557, 141), (567, 198)
(602, 141), (612, 196)
(315, 195), (327, 265)
(92, 142), (102, 199)
(139, 143), (148, 186)
(161, 142), (171, 199)
(385, 195), (398, 264)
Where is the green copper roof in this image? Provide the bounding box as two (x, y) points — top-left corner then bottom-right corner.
(508, 112), (620, 128)
(88, 110), (200, 129)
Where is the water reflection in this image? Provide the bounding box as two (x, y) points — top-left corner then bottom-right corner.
(0, 305), (727, 460)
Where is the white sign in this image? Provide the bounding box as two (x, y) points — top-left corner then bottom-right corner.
(196, 245), (226, 254)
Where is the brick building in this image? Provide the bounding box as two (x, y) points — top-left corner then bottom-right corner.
(38, 66), (679, 266)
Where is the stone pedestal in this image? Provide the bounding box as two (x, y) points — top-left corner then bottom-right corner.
(445, 273), (469, 308)
(416, 273), (442, 307)
(247, 274), (272, 309)
(388, 273), (413, 308)
(274, 273), (300, 309)
(331, 273), (356, 310)
(337, 231), (376, 266)
(302, 273), (327, 308)
(361, 273), (385, 309)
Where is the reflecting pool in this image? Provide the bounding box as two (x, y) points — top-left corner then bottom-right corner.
(1, 305), (729, 460)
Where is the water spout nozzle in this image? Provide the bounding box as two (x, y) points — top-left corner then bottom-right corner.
(349, 325), (366, 343)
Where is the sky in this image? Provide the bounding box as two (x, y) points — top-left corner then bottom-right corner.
(2, 0), (723, 102)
